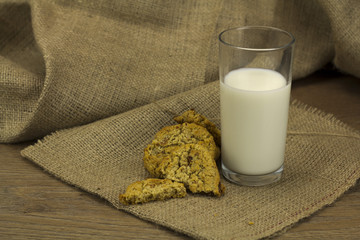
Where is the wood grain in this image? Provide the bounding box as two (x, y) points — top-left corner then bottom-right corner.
(1, 69), (359, 239)
(0, 143), (189, 240)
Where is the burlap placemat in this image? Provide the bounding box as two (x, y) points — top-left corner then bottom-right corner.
(21, 81), (360, 240)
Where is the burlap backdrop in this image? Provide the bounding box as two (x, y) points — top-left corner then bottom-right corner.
(1, 0), (360, 143)
(1, 0), (360, 239)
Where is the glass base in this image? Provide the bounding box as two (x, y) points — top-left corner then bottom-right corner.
(222, 163), (283, 186)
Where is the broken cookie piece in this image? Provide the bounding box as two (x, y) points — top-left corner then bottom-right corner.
(143, 123), (220, 178)
(145, 144), (225, 197)
(119, 178), (187, 205)
(174, 109), (221, 146)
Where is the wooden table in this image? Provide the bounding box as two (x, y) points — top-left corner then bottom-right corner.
(1, 69), (360, 239)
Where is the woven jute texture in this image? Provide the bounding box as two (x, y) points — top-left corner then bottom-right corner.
(2, 0), (360, 239)
(21, 81), (360, 240)
(1, 0), (360, 143)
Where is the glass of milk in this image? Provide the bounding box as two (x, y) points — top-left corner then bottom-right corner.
(219, 26), (295, 186)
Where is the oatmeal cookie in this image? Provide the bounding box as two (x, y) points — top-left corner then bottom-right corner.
(144, 122), (220, 176)
(174, 109), (221, 146)
(146, 144), (225, 197)
(119, 178), (186, 205)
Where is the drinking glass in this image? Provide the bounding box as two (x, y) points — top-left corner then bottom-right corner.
(219, 26), (295, 186)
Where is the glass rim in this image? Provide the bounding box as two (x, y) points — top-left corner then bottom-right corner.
(218, 26), (295, 52)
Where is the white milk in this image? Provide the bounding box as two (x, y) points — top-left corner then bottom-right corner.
(220, 68), (291, 175)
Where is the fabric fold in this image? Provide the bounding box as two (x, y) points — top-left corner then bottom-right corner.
(2, 0), (359, 143)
